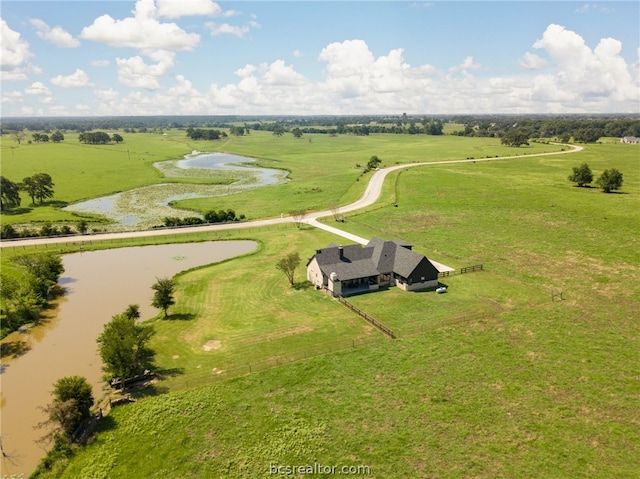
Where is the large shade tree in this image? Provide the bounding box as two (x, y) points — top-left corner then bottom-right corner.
(596, 168), (624, 193)
(0, 176), (22, 211)
(568, 163), (593, 187)
(151, 277), (175, 318)
(97, 312), (155, 381)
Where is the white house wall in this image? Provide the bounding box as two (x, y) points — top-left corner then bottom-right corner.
(307, 258), (324, 287)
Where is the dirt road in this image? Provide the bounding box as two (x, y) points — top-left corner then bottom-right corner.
(0, 144), (582, 249)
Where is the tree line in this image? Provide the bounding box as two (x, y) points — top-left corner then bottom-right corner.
(78, 131), (123, 144)
(0, 173), (55, 211)
(0, 253), (64, 338)
(32, 276), (177, 475)
(159, 208), (245, 228)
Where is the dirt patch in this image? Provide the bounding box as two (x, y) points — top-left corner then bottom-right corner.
(203, 340), (222, 351)
(172, 354), (180, 359)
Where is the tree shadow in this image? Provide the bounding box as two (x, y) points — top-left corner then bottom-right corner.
(93, 414), (117, 434)
(164, 312), (196, 321)
(293, 280), (314, 291)
(126, 367), (184, 399)
(0, 340), (31, 360)
(572, 185), (596, 189)
(0, 206), (33, 215)
(40, 200), (69, 208)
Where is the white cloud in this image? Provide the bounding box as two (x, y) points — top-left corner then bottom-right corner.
(25, 81), (52, 95)
(95, 88), (120, 102)
(450, 56), (482, 72)
(532, 23), (638, 102)
(80, 0), (200, 53)
(51, 69), (93, 88)
(235, 64), (257, 78)
(518, 52), (548, 70)
(29, 18), (80, 48)
(90, 59), (110, 67)
(206, 22), (250, 37)
(1, 19), (36, 80)
(575, 3), (614, 14)
(115, 51), (175, 90)
(263, 60), (307, 86)
(293, 50), (303, 58)
(2, 91), (23, 104)
(156, 0), (221, 18)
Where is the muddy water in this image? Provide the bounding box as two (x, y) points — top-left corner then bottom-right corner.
(0, 240), (258, 476)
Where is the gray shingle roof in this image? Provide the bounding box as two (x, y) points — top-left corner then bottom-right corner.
(312, 237), (435, 281)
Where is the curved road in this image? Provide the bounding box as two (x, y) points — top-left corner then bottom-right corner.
(0, 144), (583, 249)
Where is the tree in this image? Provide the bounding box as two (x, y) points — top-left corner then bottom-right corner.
(596, 168), (623, 193)
(97, 312), (155, 381)
(364, 155), (381, 172)
(22, 173), (54, 204)
(289, 209), (307, 229)
(276, 252), (301, 287)
(39, 376), (94, 443)
(0, 176), (22, 211)
(291, 127), (303, 138)
(273, 126), (285, 137)
(501, 129), (529, 147)
(151, 277), (175, 318)
(51, 131), (64, 143)
(13, 130), (26, 145)
(12, 252), (64, 299)
(111, 133), (124, 143)
(77, 219), (88, 234)
(124, 304), (140, 320)
(568, 163), (593, 187)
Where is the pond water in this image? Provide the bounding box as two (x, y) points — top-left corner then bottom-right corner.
(62, 152), (287, 230)
(0, 240), (258, 477)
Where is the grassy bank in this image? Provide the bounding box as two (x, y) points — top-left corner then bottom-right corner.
(30, 142), (639, 478)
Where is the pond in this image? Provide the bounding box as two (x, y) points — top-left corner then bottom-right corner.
(0, 240), (258, 476)
(63, 152), (288, 230)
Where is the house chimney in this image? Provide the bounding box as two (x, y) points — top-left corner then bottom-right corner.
(339, 246), (344, 260)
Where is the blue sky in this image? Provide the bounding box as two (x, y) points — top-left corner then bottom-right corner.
(1, 1), (639, 116)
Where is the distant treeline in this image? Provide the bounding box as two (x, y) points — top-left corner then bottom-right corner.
(2, 115), (639, 142)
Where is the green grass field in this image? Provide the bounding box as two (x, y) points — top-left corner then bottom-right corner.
(0, 130), (563, 227)
(26, 140), (640, 478)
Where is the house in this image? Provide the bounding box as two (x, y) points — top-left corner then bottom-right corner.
(307, 237), (443, 296)
(621, 136), (640, 144)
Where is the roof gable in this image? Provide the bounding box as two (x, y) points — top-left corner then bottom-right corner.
(311, 238), (437, 281)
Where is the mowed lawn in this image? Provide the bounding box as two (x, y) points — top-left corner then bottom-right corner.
(35, 142), (640, 478)
(145, 227), (383, 391)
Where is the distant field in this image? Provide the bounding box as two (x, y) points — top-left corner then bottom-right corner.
(0, 130), (563, 226)
(30, 142), (640, 478)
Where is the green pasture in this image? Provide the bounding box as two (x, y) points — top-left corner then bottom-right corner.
(1, 130), (563, 227)
(175, 132), (564, 218)
(0, 130), (225, 225)
(28, 141), (640, 478)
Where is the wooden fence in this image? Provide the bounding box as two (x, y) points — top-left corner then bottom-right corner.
(337, 296), (395, 339)
(439, 264), (484, 278)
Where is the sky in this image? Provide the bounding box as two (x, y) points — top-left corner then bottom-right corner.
(1, 0), (639, 116)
